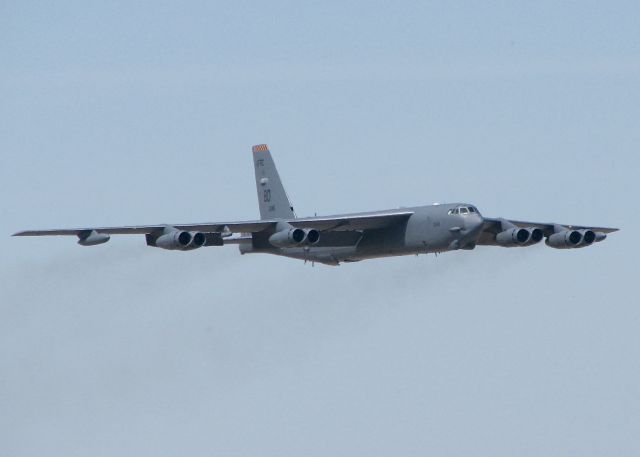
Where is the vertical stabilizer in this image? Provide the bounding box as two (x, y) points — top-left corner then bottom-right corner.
(252, 144), (296, 220)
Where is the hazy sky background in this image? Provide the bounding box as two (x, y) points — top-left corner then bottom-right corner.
(1, 1), (639, 456)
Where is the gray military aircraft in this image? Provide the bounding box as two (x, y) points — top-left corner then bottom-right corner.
(14, 144), (618, 266)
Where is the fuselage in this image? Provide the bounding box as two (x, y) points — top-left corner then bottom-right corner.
(239, 203), (484, 265)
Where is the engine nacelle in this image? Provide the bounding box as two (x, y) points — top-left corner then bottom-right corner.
(495, 227), (533, 247)
(545, 230), (582, 249)
(155, 230), (193, 250)
(573, 230), (607, 248)
(527, 228), (544, 245)
(269, 228), (307, 248)
(305, 229), (320, 245)
(188, 232), (206, 249)
(579, 229), (596, 246)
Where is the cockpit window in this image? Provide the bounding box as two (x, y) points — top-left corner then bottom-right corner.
(449, 205), (480, 215)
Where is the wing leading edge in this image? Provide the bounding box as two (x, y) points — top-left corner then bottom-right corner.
(13, 211), (414, 238)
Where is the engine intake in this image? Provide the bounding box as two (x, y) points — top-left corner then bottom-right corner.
(190, 232), (206, 248)
(580, 230), (596, 246)
(528, 228), (544, 244)
(305, 229), (320, 245)
(269, 228), (307, 248)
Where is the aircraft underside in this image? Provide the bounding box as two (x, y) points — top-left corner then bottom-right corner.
(238, 214), (488, 266)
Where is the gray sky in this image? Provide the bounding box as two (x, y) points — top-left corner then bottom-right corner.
(1, 2), (638, 456)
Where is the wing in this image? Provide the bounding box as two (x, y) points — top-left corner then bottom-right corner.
(13, 211), (414, 238)
(477, 217), (619, 246)
(13, 221), (274, 237)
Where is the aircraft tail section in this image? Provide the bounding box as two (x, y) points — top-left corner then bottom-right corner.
(252, 144), (296, 220)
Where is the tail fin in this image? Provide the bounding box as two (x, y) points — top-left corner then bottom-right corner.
(252, 144), (296, 220)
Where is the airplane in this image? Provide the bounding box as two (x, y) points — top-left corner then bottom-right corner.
(13, 144), (618, 266)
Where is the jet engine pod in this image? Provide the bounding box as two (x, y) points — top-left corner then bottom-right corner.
(495, 227), (531, 247)
(545, 230), (582, 249)
(305, 229), (320, 245)
(527, 228), (544, 245)
(155, 230), (193, 250)
(572, 230), (606, 248)
(189, 231), (206, 248)
(579, 229), (596, 246)
(269, 228), (307, 248)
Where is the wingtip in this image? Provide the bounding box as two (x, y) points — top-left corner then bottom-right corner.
(12, 231), (37, 236)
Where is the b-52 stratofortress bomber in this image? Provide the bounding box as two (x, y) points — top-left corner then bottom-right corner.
(14, 144), (618, 266)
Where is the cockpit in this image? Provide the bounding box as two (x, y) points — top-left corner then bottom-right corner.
(448, 205), (480, 216)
